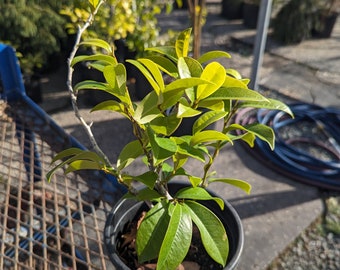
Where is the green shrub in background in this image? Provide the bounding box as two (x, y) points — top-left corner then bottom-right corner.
(0, 0), (71, 75)
(61, 0), (177, 57)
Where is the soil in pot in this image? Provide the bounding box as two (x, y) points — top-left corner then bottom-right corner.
(104, 183), (243, 270)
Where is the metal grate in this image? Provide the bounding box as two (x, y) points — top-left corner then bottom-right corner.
(0, 101), (117, 270)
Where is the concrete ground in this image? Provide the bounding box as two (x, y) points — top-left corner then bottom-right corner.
(39, 1), (340, 269)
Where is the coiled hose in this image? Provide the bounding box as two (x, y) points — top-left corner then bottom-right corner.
(235, 103), (340, 190)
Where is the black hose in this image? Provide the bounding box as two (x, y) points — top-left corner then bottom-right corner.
(235, 103), (340, 190)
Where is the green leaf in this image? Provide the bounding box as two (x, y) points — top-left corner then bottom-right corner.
(157, 203), (192, 270)
(193, 111), (227, 134)
(161, 77), (212, 110)
(71, 54), (117, 67)
(138, 58), (165, 91)
(239, 98), (294, 117)
(185, 201), (228, 267)
(79, 38), (112, 54)
(175, 28), (192, 58)
(189, 175), (203, 187)
(146, 46), (178, 62)
(175, 187), (224, 210)
(184, 57), (203, 78)
(228, 123), (275, 150)
(150, 114), (181, 136)
(88, 0), (100, 10)
(206, 87), (269, 102)
(132, 187), (164, 201)
(175, 138), (206, 163)
(208, 178), (252, 194)
(147, 126), (177, 163)
(190, 130), (232, 146)
(197, 62), (226, 100)
(117, 140), (144, 170)
(134, 171), (158, 189)
(74, 80), (108, 92)
(65, 160), (102, 173)
(137, 201), (170, 262)
(103, 65), (116, 88)
(126, 59), (161, 95)
(223, 74), (249, 88)
(177, 103), (201, 118)
(178, 57), (191, 79)
(143, 55), (178, 77)
(134, 91), (161, 124)
(91, 100), (128, 118)
(197, 50), (231, 64)
(225, 68), (242, 79)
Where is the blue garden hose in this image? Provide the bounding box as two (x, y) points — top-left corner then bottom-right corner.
(236, 102), (340, 190)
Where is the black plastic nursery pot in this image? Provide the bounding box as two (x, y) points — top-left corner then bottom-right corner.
(104, 183), (244, 270)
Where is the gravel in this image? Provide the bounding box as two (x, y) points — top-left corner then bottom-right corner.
(267, 195), (340, 270)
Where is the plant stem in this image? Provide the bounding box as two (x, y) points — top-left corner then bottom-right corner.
(66, 0), (112, 168)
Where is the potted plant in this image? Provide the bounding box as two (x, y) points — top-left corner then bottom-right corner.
(313, 0), (339, 38)
(47, 1), (292, 269)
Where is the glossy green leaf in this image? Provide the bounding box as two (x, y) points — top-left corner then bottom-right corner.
(150, 114), (181, 136)
(208, 178), (252, 194)
(197, 99), (225, 111)
(190, 130), (232, 146)
(177, 103), (201, 118)
(143, 55), (178, 77)
(206, 87), (269, 102)
(138, 58), (165, 91)
(175, 187), (224, 209)
(175, 28), (191, 58)
(184, 57), (203, 78)
(185, 201), (228, 267)
(91, 100), (127, 117)
(126, 59), (160, 95)
(197, 50), (231, 64)
(146, 46), (178, 62)
(223, 74), (249, 89)
(197, 62), (226, 100)
(225, 68), (242, 79)
(133, 171), (158, 190)
(193, 111), (227, 134)
(158, 203), (192, 270)
(103, 65), (116, 88)
(132, 187), (164, 201)
(239, 98), (294, 117)
(178, 57), (191, 79)
(79, 38), (112, 54)
(189, 175), (202, 187)
(71, 54), (117, 67)
(65, 160), (102, 173)
(174, 138), (206, 163)
(134, 92), (161, 124)
(137, 201), (170, 262)
(117, 140), (144, 170)
(74, 80), (108, 92)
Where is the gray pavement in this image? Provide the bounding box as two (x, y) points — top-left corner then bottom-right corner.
(39, 2), (340, 269)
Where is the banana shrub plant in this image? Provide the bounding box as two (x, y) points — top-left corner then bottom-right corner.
(47, 27), (292, 269)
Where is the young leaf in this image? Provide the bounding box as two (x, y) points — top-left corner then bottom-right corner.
(197, 62), (226, 100)
(91, 100), (128, 118)
(175, 28), (192, 58)
(177, 103), (201, 118)
(143, 55), (178, 77)
(185, 201), (229, 267)
(206, 87), (269, 102)
(138, 58), (165, 91)
(157, 203), (192, 270)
